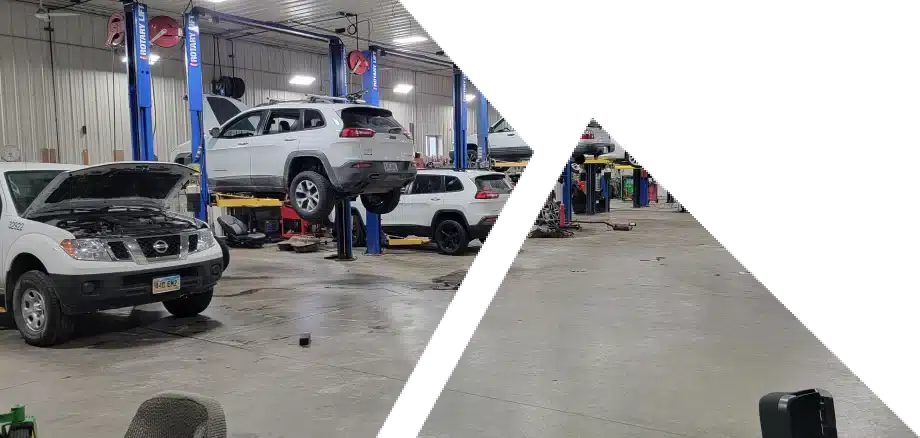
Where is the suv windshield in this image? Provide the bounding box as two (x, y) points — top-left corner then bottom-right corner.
(475, 174), (513, 194)
(5, 170), (65, 214)
(341, 107), (404, 134)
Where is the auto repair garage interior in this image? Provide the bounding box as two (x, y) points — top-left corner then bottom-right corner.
(0, 0), (910, 436)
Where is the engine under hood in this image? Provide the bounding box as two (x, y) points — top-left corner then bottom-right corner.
(22, 162), (195, 219)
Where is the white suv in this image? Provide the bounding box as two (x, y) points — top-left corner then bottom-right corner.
(0, 162), (224, 346)
(172, 96), (417, 221)
(333, 169), (512, 255)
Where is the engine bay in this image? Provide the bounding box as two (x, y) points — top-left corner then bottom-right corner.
(45, 209), (200, 239)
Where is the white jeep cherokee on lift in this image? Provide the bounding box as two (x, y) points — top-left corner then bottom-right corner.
(332, 169), (512, 255)
(0, 162), (224, 346)
(171, 95), (417, 221)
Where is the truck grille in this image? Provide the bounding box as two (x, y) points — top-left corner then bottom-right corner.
(136, 235), (181, 258)
(107, 241), (132, 261)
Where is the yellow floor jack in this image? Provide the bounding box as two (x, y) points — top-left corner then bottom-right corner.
(0, 406), (35, 438)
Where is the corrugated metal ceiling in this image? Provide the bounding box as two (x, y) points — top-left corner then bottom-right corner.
(22, 0), (451, 74)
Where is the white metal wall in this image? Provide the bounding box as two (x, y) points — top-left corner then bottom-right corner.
(0, 0), (497, 165)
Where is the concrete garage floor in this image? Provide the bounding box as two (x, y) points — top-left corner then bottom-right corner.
(0, 203), (910, 437)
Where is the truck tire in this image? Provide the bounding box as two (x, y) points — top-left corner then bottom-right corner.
(289, 171), (334, 221)
(361, 189), (401, 215)
(163, 289), (213, 318)
(12, 270), (74, 347)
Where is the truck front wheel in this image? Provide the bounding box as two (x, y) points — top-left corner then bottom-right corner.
(163, 289), (213, 318)
(12, 270), (74, 347)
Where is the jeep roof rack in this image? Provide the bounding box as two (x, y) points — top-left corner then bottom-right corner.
(257, 90), (369, 107)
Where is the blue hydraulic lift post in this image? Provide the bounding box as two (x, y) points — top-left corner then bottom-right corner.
(123, 1), (155, 161)
(183, 11), (208, 222)
(562, 161), (573, 224)
(362, 49), (383, 255)
(453, 66), (468, 170)
(476, 90), (489, 164)
(329, 38), (354, 261)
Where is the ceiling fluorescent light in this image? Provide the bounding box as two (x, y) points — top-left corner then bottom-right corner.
(394, 84), (414, 94)
(122, 54), (160, 65)
(393, 35), (428, 44)
(465, 93), (476, 102)
(289, 75), (316, 86)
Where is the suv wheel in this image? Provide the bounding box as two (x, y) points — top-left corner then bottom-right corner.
(290, 171), (334, 221)
(164, 289), (213, 318)
(12, 271), (74, 347)
(434, 219), (469, 256)
(361, 189), (401, 215)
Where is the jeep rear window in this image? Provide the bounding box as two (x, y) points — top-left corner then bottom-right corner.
(341, 107), (404, 134)
(5, 170), (65, 214)
(475, 174), (512, 194)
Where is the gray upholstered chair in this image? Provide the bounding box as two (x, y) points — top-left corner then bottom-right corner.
(124, 391), (227, 438)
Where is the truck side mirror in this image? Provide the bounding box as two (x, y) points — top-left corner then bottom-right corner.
(209, 127), (220, 137)
(760, 389), (837, 438)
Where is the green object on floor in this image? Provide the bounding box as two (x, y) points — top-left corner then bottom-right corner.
(0, 405), (36, 438)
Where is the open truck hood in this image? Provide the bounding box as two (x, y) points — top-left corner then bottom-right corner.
(22, 162), (195, 219)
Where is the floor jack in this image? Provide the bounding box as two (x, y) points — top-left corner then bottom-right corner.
(0, 406), (35, 438)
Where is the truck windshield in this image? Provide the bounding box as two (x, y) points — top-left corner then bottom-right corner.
(5, 170), (64, 214)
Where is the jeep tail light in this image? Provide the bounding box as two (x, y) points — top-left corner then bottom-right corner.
(341, 127), (375, 138)
(581, 130), (594, 140)
(351, 162), (373, 169)
(475, 191), (499, 200)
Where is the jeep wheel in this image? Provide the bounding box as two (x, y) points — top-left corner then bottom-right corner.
(434, 219), (469, 256)
(290, 171), (334, 221)
(626, 153), (641, 167)
(361, 189), (401, 215)
(12, 270), (74, 347)
(164, 289), (213, 318)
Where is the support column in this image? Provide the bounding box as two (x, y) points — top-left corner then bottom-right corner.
(452, 66), (468, 170)
(329, 38), (354, 261)
(362, 49), (384, 255)
(184, 11), (208, 222)
(562, 161), (574, 224)
(123, 1), (155, 161)
(476, 89), (489, 165)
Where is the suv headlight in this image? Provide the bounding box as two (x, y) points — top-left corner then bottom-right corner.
(192, 229), (216, 252)
(60, 239), (111, 261)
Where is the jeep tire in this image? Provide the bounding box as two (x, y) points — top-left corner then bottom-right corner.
(290, 170), (335, 221)
(361, 189), (402, 215)
(164, 289), (213, 318)
(12, 270), (75, 347)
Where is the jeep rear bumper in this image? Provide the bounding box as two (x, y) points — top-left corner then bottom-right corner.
(468, 216), (498, 241)
(332, 161), (416, 194)
(50, 258), (223, 315)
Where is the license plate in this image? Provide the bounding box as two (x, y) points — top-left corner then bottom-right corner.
(383, 162), (398, 172)
(152, 275), (181, 294)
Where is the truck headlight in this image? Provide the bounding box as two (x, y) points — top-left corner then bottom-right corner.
(193, 229), (216, 252)
(60, 239), (111, 261)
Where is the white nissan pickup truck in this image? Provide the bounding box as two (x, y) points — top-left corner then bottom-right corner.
(0, 162), (224, 347)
